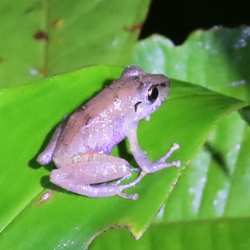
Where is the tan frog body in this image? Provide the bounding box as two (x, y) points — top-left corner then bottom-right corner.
(37, 66), (180, 200)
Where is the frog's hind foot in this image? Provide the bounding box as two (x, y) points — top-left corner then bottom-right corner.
(115, 171), (146, 200)
(112, 167), (140, 186)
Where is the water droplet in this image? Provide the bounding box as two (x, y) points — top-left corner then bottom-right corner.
(29, 68), (38, 76)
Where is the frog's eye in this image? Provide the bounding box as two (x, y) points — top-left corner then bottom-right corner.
(147, 85), (159, 103)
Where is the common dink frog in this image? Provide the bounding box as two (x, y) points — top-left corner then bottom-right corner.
(37, 66), (180, 200)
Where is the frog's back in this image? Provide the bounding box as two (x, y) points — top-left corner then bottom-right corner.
(53, 87), (133, 157)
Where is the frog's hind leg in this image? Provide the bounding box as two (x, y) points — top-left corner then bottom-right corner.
(37, 116), (68, 165)
(37, 125), (62, 165)
(51, 169), (145, 200)
(50, 154), (145, 199)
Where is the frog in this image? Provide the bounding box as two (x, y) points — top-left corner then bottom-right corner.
(37, 66), (181, 200)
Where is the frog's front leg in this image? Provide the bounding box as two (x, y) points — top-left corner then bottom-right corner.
(51, 153), (145, 200)
(127, 128), (181, 173)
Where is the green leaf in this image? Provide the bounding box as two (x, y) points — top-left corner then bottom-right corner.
(0, 0), (149, 88)
(132, 27), (250, 102)
(91, 116), (250, 250)
(162, 112), (250, 221)
(90, 27), (250, 250)
(90, 218), (250, 250)
(0, 65), (246, 249)
(131, 27), (250, 223)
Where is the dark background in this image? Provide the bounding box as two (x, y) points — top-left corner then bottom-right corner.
(140, 0), (250, 45)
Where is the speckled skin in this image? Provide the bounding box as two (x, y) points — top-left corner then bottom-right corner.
(37, 66), (180, 199)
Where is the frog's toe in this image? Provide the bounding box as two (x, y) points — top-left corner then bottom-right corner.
(117, 192), (139, 200)
(175, 160), (181, 167)
(112, 173), (132, 186)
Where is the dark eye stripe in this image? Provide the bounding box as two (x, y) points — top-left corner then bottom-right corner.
(134, 101), (142, 112)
